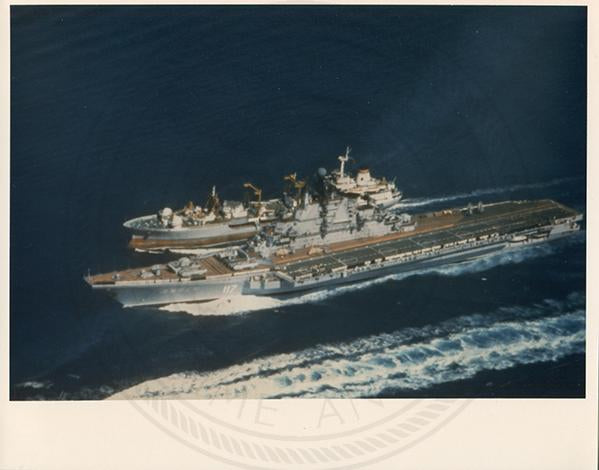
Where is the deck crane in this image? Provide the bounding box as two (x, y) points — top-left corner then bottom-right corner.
(283, 172), (306, 190)
(243, 182), (262, 203)
(283, 172), (307, 201)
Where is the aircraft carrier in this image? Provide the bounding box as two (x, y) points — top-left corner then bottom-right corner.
(87, 178), (582, 307)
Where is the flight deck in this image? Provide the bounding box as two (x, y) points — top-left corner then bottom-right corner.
(280, 199), (579, 280)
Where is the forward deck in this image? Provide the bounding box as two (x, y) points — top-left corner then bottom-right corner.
(87, 254), (235, 285)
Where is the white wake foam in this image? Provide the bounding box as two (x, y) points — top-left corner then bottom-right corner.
(111, 294), (585, 399)
(14, 380), (53, 390)
(393, 176), (581, 210)
(159, 235), (580, 317)
(161, 295), (283, 316)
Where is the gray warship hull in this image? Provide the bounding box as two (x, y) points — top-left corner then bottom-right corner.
(88, 199), (583, 307)
(124, 214), (260, 250)
(96, 242), (506, 307)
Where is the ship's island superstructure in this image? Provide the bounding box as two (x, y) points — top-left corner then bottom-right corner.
(87, 150), (582, 307)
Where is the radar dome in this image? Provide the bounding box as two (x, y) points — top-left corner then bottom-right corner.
(317, 167), (327, 178)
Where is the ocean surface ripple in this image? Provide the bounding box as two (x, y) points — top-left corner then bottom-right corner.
(393, 176), (583, 210)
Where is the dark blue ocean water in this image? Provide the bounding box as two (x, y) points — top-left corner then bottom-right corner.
(10, 6), (586, 399)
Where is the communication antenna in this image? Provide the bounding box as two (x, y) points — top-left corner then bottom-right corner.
(206, 185), (220, 212)
(338, 146), (351, 177)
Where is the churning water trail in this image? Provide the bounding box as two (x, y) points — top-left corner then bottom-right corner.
(159, 232), (583, 317)
(160, 295), (282, 316)
(393, 176), (583, 209)
(13, 380), (53, 390)
(111, 292), (585, 399)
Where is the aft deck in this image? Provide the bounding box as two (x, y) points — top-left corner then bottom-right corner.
(276, 199), (579, 279)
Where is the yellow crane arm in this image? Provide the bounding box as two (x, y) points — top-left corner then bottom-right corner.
(243, 182), (262, 202)
(283, 173), (306, 189)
